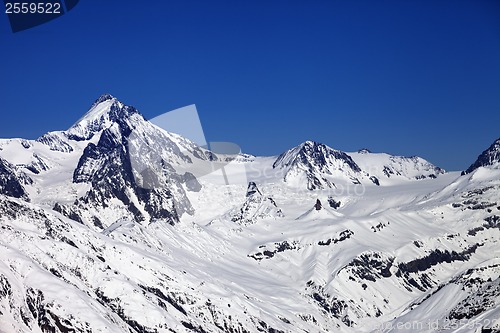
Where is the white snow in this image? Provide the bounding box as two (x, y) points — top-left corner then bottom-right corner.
(0, 97), (498, 333)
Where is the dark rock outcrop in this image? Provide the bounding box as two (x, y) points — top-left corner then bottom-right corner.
(463, 138), (500, 175)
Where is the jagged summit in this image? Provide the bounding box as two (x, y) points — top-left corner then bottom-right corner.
(462, 138), (500, 175)
(314, 199), (322, 210)
(21, 94), (211, 227)
(66, 94), (142, 140)
(358, 148), (371, 154)
(273, 141), (360, 171)
(246, 181), (262, 197)
(273, 141), (362, 190)
(91, 93), (115, 107)
(231, 182), (284, 224)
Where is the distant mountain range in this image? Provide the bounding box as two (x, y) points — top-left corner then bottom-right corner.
(0, 95), (498, 333)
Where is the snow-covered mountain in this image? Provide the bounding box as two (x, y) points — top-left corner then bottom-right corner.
(463, 138), (500, 175)
(348, 149), (445, 183)
(271, 141), (444, 190)
(0, 95), (498, 333)
(0, 94), (221, 229)
(229, 182), (284, 225)
(273, 141), (364, 190)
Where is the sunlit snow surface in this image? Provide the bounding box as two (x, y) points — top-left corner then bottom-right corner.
(0, 97), (498, 332)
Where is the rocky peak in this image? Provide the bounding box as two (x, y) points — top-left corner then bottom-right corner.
(273, 141), (362, 190)
(91, 93), (115, 107)
(66, 94), (142, 141)
(56, 95), (200, 227)
(462, 138), (500, 175)
(0, 157), (31, 201)
(314, 199), (322, 211)
(246, 181), (262, 197)
(232, 182), (284, 224)
(274, 141), (361, 173)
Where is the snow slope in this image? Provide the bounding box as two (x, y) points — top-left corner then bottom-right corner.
(0, 95), (498, 333)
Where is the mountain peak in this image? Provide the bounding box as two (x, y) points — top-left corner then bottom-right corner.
(273, 141), (362, 190)
(246, 181), (262, 197)
(302, 140), (316, 147)
(314, 199), (322, 210)
(66, 94), (142, 140)
(91, 93), (116, 108)
(274, 140), (361, 172)
(462, 138), (500, 175)
(232, 182), (284, 224)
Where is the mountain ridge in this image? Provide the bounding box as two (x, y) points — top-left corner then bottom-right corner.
(0, 94), (498, 333)
(463, 138), (500, 175)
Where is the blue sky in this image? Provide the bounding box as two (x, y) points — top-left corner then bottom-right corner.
(1, 0), (499, 171)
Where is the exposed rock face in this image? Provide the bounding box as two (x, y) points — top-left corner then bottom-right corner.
(463, 138), (500, 175)
(273, 141), (362, 190)
(314, 199), (322, 211)
(72, 122), (179, 225)
(232, 182), (284, 224)
(0, 157), (31, 201)
(327, 196), (341, 209)
(56, 95), (197, 227)
(246, 181), (262, 197)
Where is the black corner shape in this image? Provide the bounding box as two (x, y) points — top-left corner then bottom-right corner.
(4, 0), (80, 33)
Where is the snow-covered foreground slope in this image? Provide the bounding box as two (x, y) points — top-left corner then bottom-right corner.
(0, 95), (499, 333)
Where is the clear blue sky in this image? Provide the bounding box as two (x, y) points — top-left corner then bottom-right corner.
(1, 0), (499, 171)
